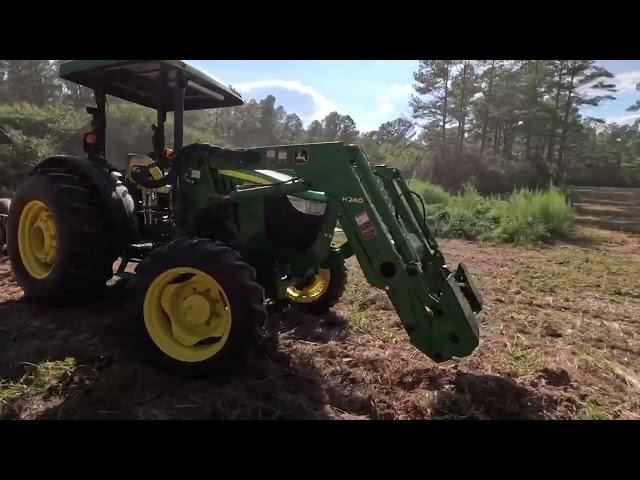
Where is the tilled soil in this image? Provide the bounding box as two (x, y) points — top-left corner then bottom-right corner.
(2, 224), (639, 420)
(571, 185), (640, 234)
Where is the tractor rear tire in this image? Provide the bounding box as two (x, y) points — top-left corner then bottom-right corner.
(286, 259), (348, 315)
(128, 238), (267, 378)
(0, 198), (10, 255)
(6, 170), (118, 301)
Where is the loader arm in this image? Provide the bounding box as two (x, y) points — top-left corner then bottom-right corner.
(178, 141), (483, 363)
(244, 142), (484, 362)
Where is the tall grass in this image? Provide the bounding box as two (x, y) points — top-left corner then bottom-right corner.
(411, 180), (574, 244)
(493, 187), (574, 243)
(408, 178), (451, 205)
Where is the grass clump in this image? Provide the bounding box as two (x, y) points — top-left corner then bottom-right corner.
(503, 334), (548, 376)
(584, 400), (612, 420)
(577, 346), (617, 378)
(445, 185), (502, 240)
(0, 358), (77, 418)
(493, 187), (574, 243)
(411, 180), (574, 244)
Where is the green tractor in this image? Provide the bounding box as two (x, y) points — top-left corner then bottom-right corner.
(4, 60), (482, 377)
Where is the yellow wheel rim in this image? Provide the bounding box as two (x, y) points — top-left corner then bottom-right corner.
(286, 268), (331, 304)
(17, 200), (58, 279)
(143, 267), (233, 363)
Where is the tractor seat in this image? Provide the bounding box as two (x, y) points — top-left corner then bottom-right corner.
(124, 154), (170, 193)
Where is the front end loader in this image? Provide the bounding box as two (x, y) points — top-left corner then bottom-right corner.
(4, 60), (482, 377)
(212, 143), (482, 362)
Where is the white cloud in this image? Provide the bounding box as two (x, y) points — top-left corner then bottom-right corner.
(369, 100), (395, 118)
(605, 112), (640, 125)
(584, 70), (640, 95)
(611, 71), (640, 92)
(232, 79), (338, 122)
(386, 82), (413, 98)
(360, 82), (413, 132)
(232, 78), (414, 133)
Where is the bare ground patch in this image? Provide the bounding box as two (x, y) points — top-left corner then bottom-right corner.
(1, 227), (639, 419)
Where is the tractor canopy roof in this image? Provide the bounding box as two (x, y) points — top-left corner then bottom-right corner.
(59, 60), (244, 111)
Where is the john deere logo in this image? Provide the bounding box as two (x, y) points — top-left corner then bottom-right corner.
(294, 149), (309, 164)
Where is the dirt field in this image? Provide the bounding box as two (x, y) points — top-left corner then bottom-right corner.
(571, 185), (640, 234)
(1, 189), (640, 419)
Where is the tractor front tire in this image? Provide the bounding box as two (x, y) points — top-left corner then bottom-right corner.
(286, 259), (348, 315)
(6, 171), (118, 301)
(128, 238), (267, 378)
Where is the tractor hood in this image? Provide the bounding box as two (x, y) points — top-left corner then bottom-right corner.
(218, 169), (327, 203)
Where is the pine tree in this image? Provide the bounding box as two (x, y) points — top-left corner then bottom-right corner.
(3, 60), (61, 106)
(477, 60), (496, 152)
(322, 111), (342, 141)
(376, 117), (415, 145)
(306, 120), (323, 142)
(411, 60), (456, 148)
(337, 115), (359, 143)
(554, 61), (616, 183)
(258, 94), (278, 145)
(449, 60), (478, 147)
(281, 113), (304, 143)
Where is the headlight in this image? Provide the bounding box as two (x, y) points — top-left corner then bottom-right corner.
(287, 195), (327, 216)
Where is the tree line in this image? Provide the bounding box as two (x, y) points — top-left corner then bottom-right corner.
(1, 60), (639, 196)
(406, 60), (640, 190)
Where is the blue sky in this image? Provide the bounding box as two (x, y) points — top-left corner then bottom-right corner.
(580, 60), (640, 125)
(188, 60), (640, 133)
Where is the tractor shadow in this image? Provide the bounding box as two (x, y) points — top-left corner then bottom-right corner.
(268, 307), (349, 344)
(1, 288), (570, 420)
(0, 278), (348, 419)
(430, 371), (569, 420)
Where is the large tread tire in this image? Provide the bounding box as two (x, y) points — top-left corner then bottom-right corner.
(6, 170), (118, 301)
(128, 237), (267, 378)
(293, 260), (348, 315)
(0, 197), (10, 255)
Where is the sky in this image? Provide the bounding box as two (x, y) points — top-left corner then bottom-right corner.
(187, 60), (640, 133)
(581, 60), (640, 125)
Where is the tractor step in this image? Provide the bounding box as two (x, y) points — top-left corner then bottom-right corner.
(124, 242), (155, 261)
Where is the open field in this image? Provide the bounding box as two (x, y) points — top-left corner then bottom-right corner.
(571, 186), (640, 234)
(1, 220), (639, 419)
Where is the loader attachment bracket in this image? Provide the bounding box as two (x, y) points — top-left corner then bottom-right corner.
(454, 263), (483, 314)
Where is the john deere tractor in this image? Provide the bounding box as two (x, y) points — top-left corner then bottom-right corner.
(4, 60), (482, 377)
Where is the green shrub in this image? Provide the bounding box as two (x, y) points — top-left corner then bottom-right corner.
(446, 184), (502, 240)
(0, 102), (85, 139)
(423, 203), (451, 237)
(530, 187), (574, 236)
(0, 127), (58, 194)
(0, 103), (87, 194)
(408, 178), (451, 205)
(410, 179), (574, 244)
(493, 187), (574, 243)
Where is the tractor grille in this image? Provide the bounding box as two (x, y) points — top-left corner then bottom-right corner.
(264, 195), (327, 252)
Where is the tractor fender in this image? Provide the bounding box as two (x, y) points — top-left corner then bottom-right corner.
(31, 155), (140, 250)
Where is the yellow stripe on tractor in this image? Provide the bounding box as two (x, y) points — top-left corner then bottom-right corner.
(218, 170), (274, 186)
